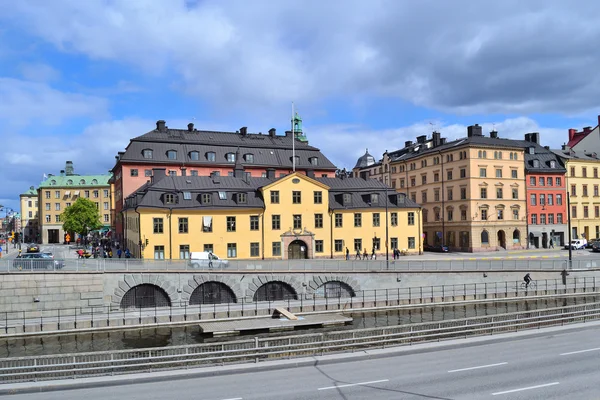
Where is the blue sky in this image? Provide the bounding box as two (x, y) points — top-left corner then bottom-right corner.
(1, 0), (599, 212)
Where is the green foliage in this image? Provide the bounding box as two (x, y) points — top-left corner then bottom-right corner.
(61, 198), (103, 236)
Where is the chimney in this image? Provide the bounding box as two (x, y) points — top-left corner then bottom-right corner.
(405, 140), (413, 148)
(583, 126), (592, 133)
(233, 149), (244, 178)
(531, 132), (540, 144)
(416, 135), (426, 144)
(65, 161), (74, 176)
(240, 126), (248, 136)
(432, 131), (441, 147)
(156, 120), (167, 132)
(467, 124), (482, 137)
(524, 133), (531, 142)
(152, 168), (167, 183)
(568, 128), (577, 142)
(490, 131), (498, 139)
(440, 138), (447, 145)
(187, 123), (194, 132)
(268, 128), (276, 137)
(306, 169), (315, 178)
(544, 146), (550, 150)
(60, 170), (65, 177)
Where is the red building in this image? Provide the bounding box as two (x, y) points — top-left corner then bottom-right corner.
(523, 133), (567, 248)
(111, 118), (338, 242)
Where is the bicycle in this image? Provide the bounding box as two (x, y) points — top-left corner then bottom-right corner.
(520, 281), (537, 290)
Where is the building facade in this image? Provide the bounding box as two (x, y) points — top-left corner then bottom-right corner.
(123, 167), (421, 260)
(38, 162), (112, 244)
(112, 116), (338, 242)
(20, 186), (39, 243)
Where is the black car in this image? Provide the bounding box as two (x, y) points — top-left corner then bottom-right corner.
(593, 242), (600, 252)
(13, 253), (64, 270)
(424, 244), (450, 252)
(26, 243), (40, 253)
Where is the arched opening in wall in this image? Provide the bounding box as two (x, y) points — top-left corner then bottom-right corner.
(253, 281), (298, 302)
(497, 230), (506, 249)
(120, 284), (171, 309)
(315, 281), (355, 298)
(513, 229), (521, 245)
(288, 240), (308, 259)
(189, 281), (237, 305)
(481, 230), (489, 246)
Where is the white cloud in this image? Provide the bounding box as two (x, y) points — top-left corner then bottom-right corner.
(18, 62), (60, 82)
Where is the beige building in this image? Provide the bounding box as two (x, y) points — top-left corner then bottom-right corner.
(20, 186), (39, 243)
(38, 162), (112, 244)
(354, 125), (528, 252)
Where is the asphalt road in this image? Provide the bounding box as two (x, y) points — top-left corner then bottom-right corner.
(5, 326), (600, 399)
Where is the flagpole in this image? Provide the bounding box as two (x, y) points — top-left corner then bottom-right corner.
(292, 102), (296, 172)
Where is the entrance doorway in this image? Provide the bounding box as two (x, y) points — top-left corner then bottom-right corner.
(542, 232), (548, 248)
(497, 230), (506, 249)
(48, 229), (60, 244)
(288, 240), (308, 259)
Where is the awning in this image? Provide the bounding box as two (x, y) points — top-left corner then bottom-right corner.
(74, 191), (80, 196)
(65, 191), (71, 196)
(203, 216), (213, 231)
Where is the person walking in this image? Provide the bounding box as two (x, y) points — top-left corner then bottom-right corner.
(362, 248), (368, 260)
(549, 239), (554, 249)
(345, 247), (350, 260)
(355, 248), (361, 260)
(125, 248), (131, 258)
(371, 248), (376, 260)
(117, 248), (122, 258)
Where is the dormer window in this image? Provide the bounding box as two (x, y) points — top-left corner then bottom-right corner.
(309, 157), (318, 166)
(201, 193), (211, 204)
(206, 152), (216, 162)
(226, 153), (236, 162)
(167, 150), (177, 160)
(550, 160), (556, 168)
(237, 193), (247, 203)
(528, 147), (535, 155)
(66, 180), (73, 185)
(189, 151), (199, 161)
(91, 179), (98, 184)
(218, 191), (227, 200)
(183, 192), (192, 200)
(79, 179), (86, 184)
(370, 193), (379, 204)
(532, 159), (540, 168)
(165, 194), (176, 204)
(50, 180), (56, 185)
(244, 154), (254, 163)
(142, 149), (153, 159)
(343, 193), (352, 205)
(291, 155), (300, 165)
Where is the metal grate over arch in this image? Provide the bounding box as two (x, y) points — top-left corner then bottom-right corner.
(189, 281), (237, 305)
(315, 281), (356, 298)
(120, 284), (171, 309)
(253, 281), (298, 302)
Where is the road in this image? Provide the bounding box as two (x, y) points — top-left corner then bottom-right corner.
(5, 326), (600, 399)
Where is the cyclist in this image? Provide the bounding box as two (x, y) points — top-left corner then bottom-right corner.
(523, 273), (532, 289)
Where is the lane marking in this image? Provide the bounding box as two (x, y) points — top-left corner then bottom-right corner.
(560, 347), (600, 356)
(221, 398), (243, 400)
(318, 379), (389, 391)
(448, 362), (507, 373)
(492, 382), (559, 396)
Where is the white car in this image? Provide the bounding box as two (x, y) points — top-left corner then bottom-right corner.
(567, 239), (587, 250)
(188, 251), (229, 268)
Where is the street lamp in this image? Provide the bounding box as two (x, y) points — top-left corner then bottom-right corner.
(385, 185), (389, 268)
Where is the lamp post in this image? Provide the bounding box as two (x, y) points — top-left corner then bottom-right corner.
(385, 185), (389, 268)
(567, 192), (572, 269)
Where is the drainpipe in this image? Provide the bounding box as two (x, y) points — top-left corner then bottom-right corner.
(418, 207), (423, 254)
(439, 150), (446, 248)
(134, 207), (142, 258)
(169, 207), (173, 260)
(261, 210), (265, 260)
(329, 211), (333, 259)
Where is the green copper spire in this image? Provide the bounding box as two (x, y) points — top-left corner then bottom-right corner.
(292, 112), (308, 143)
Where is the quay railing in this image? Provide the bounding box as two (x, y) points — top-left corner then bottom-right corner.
(1, 300), (600, 384)
(1, 277), (598, 335)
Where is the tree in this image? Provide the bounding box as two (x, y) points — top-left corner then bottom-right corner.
(61, 198), (103, 237)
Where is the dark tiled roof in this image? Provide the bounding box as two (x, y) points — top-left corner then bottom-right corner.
(551, 148), (600, 161)
(353, 149), (376, 169)
(523, 143), (566, 173)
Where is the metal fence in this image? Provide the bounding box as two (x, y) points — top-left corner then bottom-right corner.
(1, 257), (598, 273)
(1, 300), (600, 384)
(1, 277), (597, 335)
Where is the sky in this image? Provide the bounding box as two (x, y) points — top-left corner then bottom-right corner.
(1, 0), (599, 212)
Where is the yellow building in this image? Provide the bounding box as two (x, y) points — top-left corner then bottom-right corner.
(354, 125), (528, 251)
(123, 166), (422, 260)
(20, 186), (39, 243)
(556, 148), (600, 240)
(38, 161), (112, 244)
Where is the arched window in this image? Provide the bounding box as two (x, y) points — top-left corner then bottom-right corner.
(66, 179), (73, 185)
(533, 159), (540, 168)
(206, 152), (216, 162)
(478, 150), (483, 158)
(50, 180), (56, 185)
(120, 284), (171, 309)
(189, 282), (237, 305)
(315, 281), (355, 298)
(310, 157), (318, 166)
(498, 151), (502, 159)
(482, 151), (487, 158)
(481, 230), (489, 245)
(166, 150), (177, 160)
(189, 151), (199, 161)
(226, 153), (236, 162)
(91, 179), (98, 184)
(253, 281), (298, 301)
(142, 149), (153, 159)
(513, 229), (520, 244)
(79, 179), (86, 184)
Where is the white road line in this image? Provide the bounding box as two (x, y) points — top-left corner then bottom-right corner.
(317, 379), (389, 391)
(448, 362), (507, 373)
(492, 382), (559, 396)
(560, 347), (600, 356)
(221, 398), (243, 400)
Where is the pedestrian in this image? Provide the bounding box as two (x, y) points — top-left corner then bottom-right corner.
(208, 251), (214, 269)
(362, 248), (368, 260)
(345, 247), (350, 260)
(549, 239), (554, 249)
(125, 248), (131, 258)
(371, 248), (376, 260)
(355, 248), (361, 260)
(117, 248), (122, 258)
(108, 249), (113, 258)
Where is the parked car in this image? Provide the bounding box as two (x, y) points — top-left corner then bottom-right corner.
(424, 244), (449, 252)
(26, 243), (40, 253)
(592, 242), (600, 252)
(566, 239), (587, 250)
(587, 238), (600, 248)
(13, 253), (64, 270)
(188, 251), (229, 268)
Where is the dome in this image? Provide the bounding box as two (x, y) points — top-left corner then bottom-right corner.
(354, 148), (376, 169)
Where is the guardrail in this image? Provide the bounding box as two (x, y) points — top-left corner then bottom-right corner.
(1, 277), (597, 335)
(1, 256), (598, 273)
(1, 300), (600, 384)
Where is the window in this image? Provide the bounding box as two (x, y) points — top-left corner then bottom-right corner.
(28, 211), (32, 218)
(447, 170), (453, 180)
(434, 173), (439, 182)
(272, 242), (281, 256)
(165, 194), (175, 204)
(595, 185), (599, 197)
(497, 209), (504, 220)
(372, 213), (380, 227)
(461, 209), (467, 221)
(597, 206), (600, 218)
(190, 170), (198, 176)
(202, 216), (213, 232)
(206, 152), (216, 162)
(547, 194), (553, 205)
(250, 215), (259, 231)
(530, 194), (537, 206)
(391, 212), (398, 226)
(481, 230), (489, 244)
(408, 237), (415, 249)
(335, 213), (343, 227)
(179, 245), (190, 260)
(547, 177), (552, 186)
(272, 215), (280, 230)
(480, 168), (486, 178)
(572, 206), (577, 218)
(434, 189), (440, 202)
(103, 189), (109, 197)
(571, 167), (576, 176)
(237, 193), (247, 204)
(55, 215), (60, 223)
(422, 175), (427, 185)
(460, 169), (466, 178)
(447, 188), (453, 200)
(373, 238), (381, 250)
(167, 150), (177, 160)
(548, 214), (554, 224)
(45, 215), (50, 223)
(447, 209), (453, 221)
(540, 214), (546, 224)
(512, 188), (518, 199)
(538, 177), (544, 186)
(189, 151), (199, 161)
(314, 191), (322, 204)
(203, 244), (214, 253)
(496, 169), (502, 178)
(584, 206), (589, 218)
(154, 246), (165, 260)
(530, 177), (536, 186)
(66, 202), (71, 208)
(557, 214), (563, 224)
(270, 190), (279, 203)
(245, 154), (254, 163)
(250, 242), (260, 257)
(408, 212), (415, 225)
(84, 190), (90, 198)
(410, 178), (416, 187)
(583, 167), (588, 177)
(511, 170), (517, 179)
(354, 238), (362, 252)
(292, 191), (301, 204)
(422, 191), (427, 203)
(310, 157), (318, 166)
(45, 203), (50, 211)
(461, 188), (467, 199)
(583, 185), (588, 197)
(571, 185), (577, 196)
(533, 160), (540, 168)
(93, 190), (99, 198)
(55, 190), (60, 199)
(153, 218), (164, 234)
(79, 179), (86, 185)
(55, 203), (60, 211)
(131, 169), (138, 177)
(226, 153), (235, 162)
(169, 170), (176, 176)
(354, 213), (362, 227)
(480, 188), (487, 199)
(95, 202), (99, 209)
(334, 240), (343, 252)
(103, 202), (109, 210)
(315, 240), (324, 253)
(143, 149), (153, 159)
(496, 188), (503, 199)
(201, 193), (212, 204)
(556, 177), (561, 186)
(539, 194), (546, 206)
(227, 243), (237, 258)
(481, 209), (488, 220)
(293, 214), (302, 229)
(310, 213), (322, 229)
(227, 216), (236, 232)
(557, 194), (562, 205)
